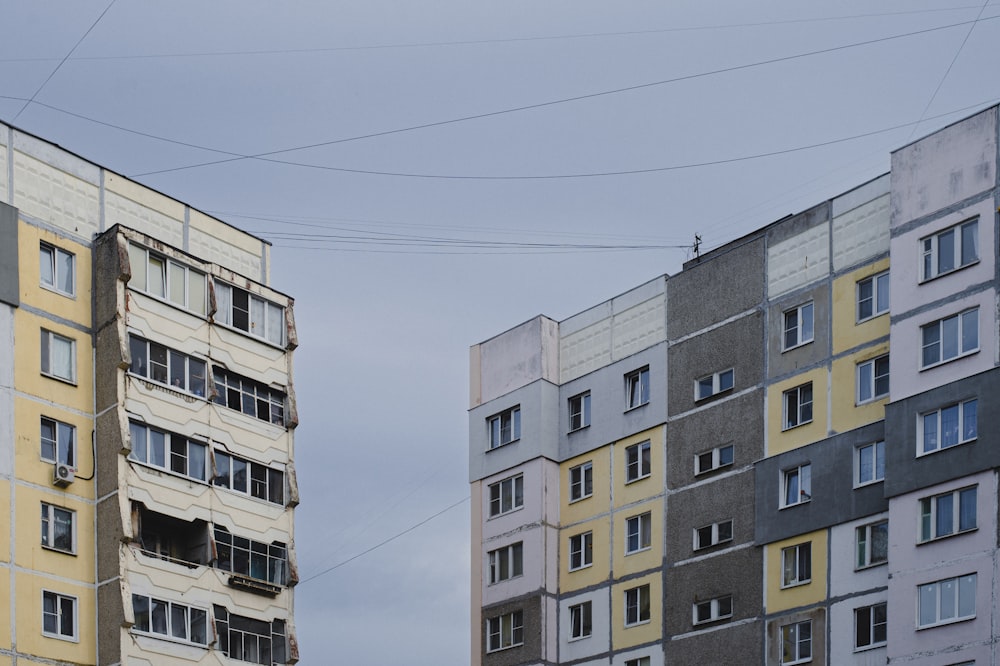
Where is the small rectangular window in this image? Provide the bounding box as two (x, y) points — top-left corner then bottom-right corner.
(569, 601), (592, 640)
(624, 584), (651, 626)
(625, 441), (651, 483)
(40, 417), (75, 467)
(128, 243), (207, 315)
(857, 270), (889, 322)
(694, 519), (733, 551)
(920, 486), (977, 542)
(857, 354), (889, 404)
(855, 441), (885, 486)
(781, 464), (811, 508)
(488, 542), (523, 584)
(213, 280), (284, 345)
(625, 658), (651, 666)
(781, 620), (812, 664)
(488, 474), (523, 517)
(696, 368), (734, 400)
(783, 383), (813, 430)
(129, 422), (208, 482)
(782, 302), (814, 351)
(781, 542), (811, 587)
(921, 308), (978, 368)
(42, 590), (77, 641)
(488, 406), (521, 449)
(625, 367), (650, 410)
(131, 594), (209, 644)
(486, 610), (524, 652)
(568, 462), (592, 502)
(212, 367), (286, 426)
(854, 602), (887, 649)
(39, 243), (75, 296)
(40, 329), (76, 383)
(625, 512), (652, 554)
(696, 444), (734, 475)
(128, 335), (207, 397)
(569, 531), (593, 571)
(921, 218), (978, 281)
(919, 399), (977, 455)
(856, 520), (888, 569)
(917, 574), (976, 628)
(41, 503), (75, 554)
(211, 449), (285, 505)
(568, 392), (591, 431)
(693, 595), (732, 625)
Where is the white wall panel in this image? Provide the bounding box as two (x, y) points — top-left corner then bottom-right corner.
(105, 191), (184, 248)
(767, 223), (830, 298)
(560, 318), (611, 383)
(832, 194), (889, 271)
(611, 296), (665, 361)
(13, 151), (99, 237)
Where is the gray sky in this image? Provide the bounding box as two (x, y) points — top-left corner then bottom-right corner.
(2, 1), (998, 662)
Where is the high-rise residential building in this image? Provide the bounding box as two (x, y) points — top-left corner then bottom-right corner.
(468, 104), (1000, 665)
(0, 121), (298, 665)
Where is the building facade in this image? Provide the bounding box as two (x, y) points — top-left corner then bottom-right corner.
(469, 105), (1000, 665)
(0, 122), (298, 665)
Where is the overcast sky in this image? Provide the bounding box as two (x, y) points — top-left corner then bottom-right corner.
(2, 1), (998, 663)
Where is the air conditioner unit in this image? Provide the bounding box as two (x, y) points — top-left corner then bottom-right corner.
(54, 463), (75, 487)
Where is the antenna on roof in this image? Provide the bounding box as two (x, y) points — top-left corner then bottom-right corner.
(693, 234), (702, 262)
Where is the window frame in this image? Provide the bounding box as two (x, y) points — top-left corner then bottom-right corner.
(624, 366), (650, 410)
(486, 610), (524, 652)
(40, 329), (76, 384)
(782, 302), (814, 351)
(917, 574), (977, 629)
(780, 620), (812, 665)
(212, 449), (286, 505)
(569, 600), (592, 640)
(624, 584), (651, 627)
(128, 242), (208, 315)
(695, 444), (734, 475)
(39, 242), (75, 296)
(488, 542), (523, 584)
(920, 308), (979, 369)
(781, 542), (812, 588)
(41, 503), (76, 554)
(854, 602), (887, 650)
(856, 354), (889, 404)
(625, 512), (652, 555)
(693, 595), (733, 625)
(856, 270), (889, 322)
(128, 334), (207, 397)
(487, 406), (521, 450)
(855, 441), (885, 487)
(40, 416), (76, 467)
(782, 383), (813, 430)
(129, 421), (209, 483)
(694, 519), (733, 551)
(213, 279), (285, 346)
(625, 440), (651, 483)
(919, 486), (977, 543)
(41, 590), (78, 642)
(855, 520), (888, 569)
(695, 368), (734, 401)
(569, 462), (593, 502)
(568, 391), (591, 431)
(568, 531), (593, 571)
(918, 399), (977, 456)
(212, 367), (286, 426)
(213, 605), (285, 663)
(214, 527), (288, 586)
(488, 474), (524, 517)
(624, 659), (651, 666)
(920, 218), (979, 282)
(781, 464), (811, 508)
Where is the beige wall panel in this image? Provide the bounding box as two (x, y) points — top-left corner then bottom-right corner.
(105, 171), (185, 218)
(13, 151), (99, 238)
(560, 318), (612, 383)
(207, 325), (289, 381)
(611, 296), (665, 362)
(0, 143), (7, 203)
(832, 194), (889, 272)
(767, 223), (830, 298)
(105, 190), (184, 249)
(189, 209), (266, 280)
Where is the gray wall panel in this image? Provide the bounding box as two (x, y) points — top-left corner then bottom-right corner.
(0, 202), (18, 307)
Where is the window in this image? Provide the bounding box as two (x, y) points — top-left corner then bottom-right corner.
(488, 542), (523, 584)
(128, 243), (207, 315)
(696, 368), (734, 400)
(569, 601), (592, 640)
(920, 486), (977, 542)
(40, 329), (75, 383)
(783, 383), (813, 430)
(921, 308), (979, 368)
(129, 422), (208, 482)
(213, 367), (286, 426)
(214, 606), (286, 664)
(625, 659), (651, 666)
(487, 406), (520, 449)
(569, 532), (593, 571)
(855, 602), (887, 650)
(781, 620), (812, 664)
(921, 218), (978, 281)
(855, 441), (885, 486)
(568, 392), (590, 431)
(693, 595), (732, 625)
(488, 474), (523, 517)
(696, 444), (734, 475)
(40, 243), (75, 296)
(694, 520), (733, 551)
(626, 513), (652, 554)
(213, 280), (284, 345)
(857, 270), (889, 322)
(128, 335), (207, 396)
(215, 528), (288, 585)
(918, 574), (976, 628)
(856, 521), (888, 569)
(625, 367), (650, 409)
(781, 542), (811, 587)
(624, 584), (650, 626)
(486, 610), (523, 652)
(40, 417), (75, 467)
(132, 594), (209, 645)
(42, 591), (77, 640)
(783, 302), (814, 350)
(212, 450), (285, 505)
(625, 440), (651, 483)
(41, 503), (75, 554)
(569, 462), (592, 502)
(920, 399), (977, 455)
(857, 355), (889, 404)
(781, 464), (811, 507)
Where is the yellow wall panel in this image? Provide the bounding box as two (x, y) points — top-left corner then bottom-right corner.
(830, 343), (889, 434)
(559, 517), (611, 593)
(611, 572), (662, 649)
(612, 500), (662, 576)
(14, 572), (95, 663)
(767, 368), (829, 456)
(14, 311), (93, 414)
(15, 397), (94, 493)
(14, 484), (95, 578)
(561, 447), (611, 525)
(765, 530), (828, 613)
(18, 222), (93, 327)
(831, 258), (890, 355)
(0, 564), (10, 649)
(613, 426), (664, 508)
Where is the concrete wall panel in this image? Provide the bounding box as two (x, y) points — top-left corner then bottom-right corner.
(832, 194), (889, 272)
(13, 150), (99, 240)
(767, 210), (830, 299)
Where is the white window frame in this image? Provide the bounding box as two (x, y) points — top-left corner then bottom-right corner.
(131, 593), (210, 645)
(568, 392), (591, 431)
(488, 542), (523, 584)
(780, 620), (812, 665)
(919, 486), (977, 542)
(488, 406), (521, 449)
(569, 462), (592, 502)
(569, 531), (593, 571)
(128, 242), (208, 315)
(625, 367), (650, 410)
(854, 602), (887, 650)
(855, 441), (885, 487)
(488, 474), (523, 517)
(693, 595), (732, 625)
(918, 399), (977, 456)
(694, 519), (733, 551)
(625, 659), (651, 666)
(625, 440), (651, 483)
(212, 449), (285, 505)
(213, 279), (284, 345)
(921, 218), (978, 282)
(486, 610), (524, 652)
(212, 367), (286, 426)
(782, 383), (813, 430)
(625, 512), (652, 555)
(41, 503), (76, 554)
(695, 368), (734, 401)
(781, 464), (811, 508)
(695, 444), (734, 475)
(40, 329), (76, 383)
(40, 416), (75, 467)
(921, 308), (979, 369)
(855, 520), (888, 569)
(917, 574), (976, 629)
(128, 334), (208, 397)
(782, 302), (814, 351)
(624, 584), (650, 626)
(781, 542), (811, 588)
(856, 270), (889, 322)
(569, 601), (592, 640)
(39, 242), (75, 296)
(129, 422), (209, 483)
(41, 590), (78, 641)
(856, 354), (889, 404)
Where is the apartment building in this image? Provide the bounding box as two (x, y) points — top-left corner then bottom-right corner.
(468, 105), (1000, 665)
(0, 122), (298, 665)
